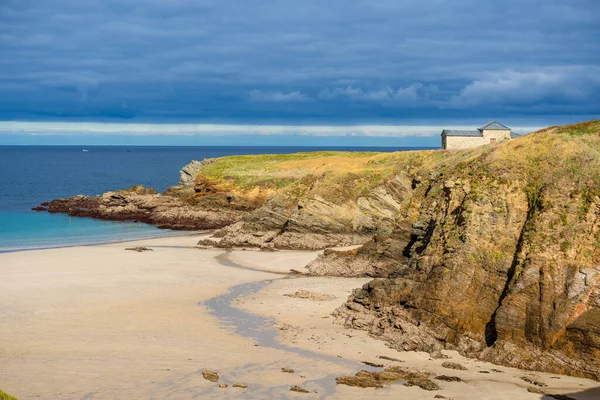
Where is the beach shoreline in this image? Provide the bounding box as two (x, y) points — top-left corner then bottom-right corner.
(1, 234), (599, 399)
(0, 228), (209, 255)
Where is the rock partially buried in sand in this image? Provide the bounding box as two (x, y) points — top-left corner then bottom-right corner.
(283, 290), (336, 301)
(125, 247), (153, 252)
(218, 383), (227, 388)
(378, 355), (404, 363)
(404, 378), (440, 391)
(336, 374), (383, 389)
(201, 369), (219, 382)
(435, 375), (464, 382)
(441, 362), (467, 371)
(520, 376), (546, 387)
(290, 385), (310, 393)
(362, 361), (384, 368)
(232, 382), (247, 388)
(281, 368), (295, 373)
(336, 367), (440, 391)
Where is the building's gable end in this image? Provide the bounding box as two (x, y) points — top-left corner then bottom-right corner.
(478, 121), (511, 131)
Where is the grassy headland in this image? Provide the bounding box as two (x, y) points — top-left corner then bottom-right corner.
(196, 150), (444, 204)
(195, 121), (599, 200)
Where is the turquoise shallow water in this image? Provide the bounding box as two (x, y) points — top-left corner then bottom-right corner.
(0, 145), (428, 252)
(0, 211), (177, 252)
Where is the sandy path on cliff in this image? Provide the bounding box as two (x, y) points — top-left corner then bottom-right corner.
(0, 235), (599, 399)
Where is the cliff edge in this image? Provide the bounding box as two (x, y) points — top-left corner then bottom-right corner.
(333, 121), (600, 380)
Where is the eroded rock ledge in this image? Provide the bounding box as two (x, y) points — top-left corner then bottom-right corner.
(34, 184), (251, 231)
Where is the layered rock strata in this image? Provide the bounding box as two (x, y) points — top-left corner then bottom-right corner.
(334, 123), (600, 380)
(202, 174), (414, 250)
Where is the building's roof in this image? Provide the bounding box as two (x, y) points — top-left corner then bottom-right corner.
(442, 129), (483, 137)
(510, 131), (521, 139)
(479, 121), (511, 131)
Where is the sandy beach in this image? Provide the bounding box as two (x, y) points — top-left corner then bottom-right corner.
(1, 235), (599, 400)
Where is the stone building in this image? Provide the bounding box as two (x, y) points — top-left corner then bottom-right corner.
(441, 121), (520, 150)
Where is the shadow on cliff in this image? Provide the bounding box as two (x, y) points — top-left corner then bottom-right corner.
(541, 386), (600, 400)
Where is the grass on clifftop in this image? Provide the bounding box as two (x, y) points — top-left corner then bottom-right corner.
(0, 390), (18, 400)
(194, 120), (599, 205)
(198, 150), (441, 203)
(553, 120), (600, 137)
(483, 121), (600, 193)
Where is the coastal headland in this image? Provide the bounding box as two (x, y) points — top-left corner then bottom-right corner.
(3, 120), (599, 398)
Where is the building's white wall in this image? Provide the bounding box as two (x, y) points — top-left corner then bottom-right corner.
(442, 129), (512, 149)
(482, 129), (511, 142)
(444, 135), (489, 150)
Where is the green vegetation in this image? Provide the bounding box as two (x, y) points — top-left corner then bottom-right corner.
(0, 389), (18, 400)
(554, 120), (600, 137)
(466, 120), (600, 211)
(197, 150), (439, 203)
(190, 120), (600, 210)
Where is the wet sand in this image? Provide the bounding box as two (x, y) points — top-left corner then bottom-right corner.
(1, 235), (599, 399)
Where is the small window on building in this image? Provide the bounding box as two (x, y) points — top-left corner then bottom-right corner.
(490, 138), (497, 144)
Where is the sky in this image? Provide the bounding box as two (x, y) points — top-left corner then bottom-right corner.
(1, 0), (599, 146)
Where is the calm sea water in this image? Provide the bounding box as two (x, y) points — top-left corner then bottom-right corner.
(0, 145), (427, 251)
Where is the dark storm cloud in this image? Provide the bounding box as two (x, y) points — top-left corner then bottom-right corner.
(1, 0), (599, 122)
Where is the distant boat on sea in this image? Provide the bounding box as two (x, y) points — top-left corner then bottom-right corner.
(82, 149), (89, 152)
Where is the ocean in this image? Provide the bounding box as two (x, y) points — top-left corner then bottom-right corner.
(0, 145), (428, 251)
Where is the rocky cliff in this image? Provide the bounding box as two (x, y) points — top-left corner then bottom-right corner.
(195, 152), (435, 249)
(334, 121), (600, 380)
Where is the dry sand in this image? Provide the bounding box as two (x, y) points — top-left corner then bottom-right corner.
(1, 235), (599, 399)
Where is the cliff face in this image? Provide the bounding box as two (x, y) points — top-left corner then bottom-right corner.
(208, 174), (415, 250)
(305, 225), (412, 277)
(195, 152), (436, 249)
(334, 121), (600, 380)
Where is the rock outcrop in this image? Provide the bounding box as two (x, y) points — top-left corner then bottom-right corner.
(305, 224), (412, 277)
(37, 184), (249, 230)
(335, 121), (600, 380)
(203, 174), (415, 250)
(336, 366), (440, 390)
(201, 369), (220, 382)
(179, 159), (215, 187)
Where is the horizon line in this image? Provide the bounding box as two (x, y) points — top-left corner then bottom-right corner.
(0, 120), (543, 137)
